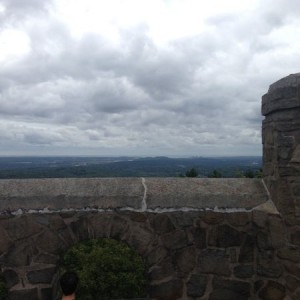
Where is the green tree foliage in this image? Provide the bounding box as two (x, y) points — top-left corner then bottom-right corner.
(236, 168), (262, 178)
(209, 169), (222, 178)
(185, 168), (198, 177)
(60, 239), (148, 300)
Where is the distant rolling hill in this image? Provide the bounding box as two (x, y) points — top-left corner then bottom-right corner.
(0, 156), (262, 179)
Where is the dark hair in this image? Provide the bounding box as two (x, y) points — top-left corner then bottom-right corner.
(60, 271), (79, 295)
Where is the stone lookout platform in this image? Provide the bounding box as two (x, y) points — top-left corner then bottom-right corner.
(0, 74), (300, 300)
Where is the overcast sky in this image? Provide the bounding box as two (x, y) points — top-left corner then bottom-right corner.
(0, 0), (300, 157)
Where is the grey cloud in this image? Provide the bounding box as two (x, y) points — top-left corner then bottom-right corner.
(1, 0), (297, 155)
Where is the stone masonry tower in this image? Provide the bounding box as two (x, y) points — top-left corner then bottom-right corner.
(262, 73), (300, 219)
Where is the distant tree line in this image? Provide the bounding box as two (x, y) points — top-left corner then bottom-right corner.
(182, 168), (262, 178)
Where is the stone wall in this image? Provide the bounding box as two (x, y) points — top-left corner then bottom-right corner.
(1, 205), (297, 300)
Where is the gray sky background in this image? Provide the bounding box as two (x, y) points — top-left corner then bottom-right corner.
(0, 0), (300, 157)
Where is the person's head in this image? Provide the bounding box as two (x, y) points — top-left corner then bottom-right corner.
(60, 271), (79, 296)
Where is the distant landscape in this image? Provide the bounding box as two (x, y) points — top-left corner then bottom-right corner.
(0, 156), (262, 179)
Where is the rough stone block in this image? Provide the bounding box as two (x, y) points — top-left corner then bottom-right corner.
(148, 257), (174, 281)
(40, 286), (53, 300)
(226, 212), (250, 227)
(33, 229), (66, 254)
(149, 278), (183, 300)
(198, 249), (230, 276)
(126, 225), (154, 255)
(277, 246), (300, 263)
(27, 266), (57, 284)
(188, 227), (206, 249)
(209, 277), (250, 300)
(2, 269), (19, 288)
(173, 246), (196, 274)
(146, 246), (168, 267)
(202, 211), (224, 225)
(1, 216), (44, 241)
(187, 273), (207, 297)
(239, 235), (255, 263)
(216, 224), (242, 248)
(283, 261), (300, 278)
(258, 280), (286, 300)
(268, 215), (286, 249)
(285, 275), (300, 292)
(257, 252), (283, 278)
(291, 230), (300, 246)
(8, 288), (38, 300)
(150, 214), (175, 234)
(161, 230), (187, 250)
(234, 264), (254, 278)
(0, 225), (13, 255)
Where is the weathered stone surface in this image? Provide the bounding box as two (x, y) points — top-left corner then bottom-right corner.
(33, 253), (59, 265)
(110, 215), (130, 240)
(187, 274), (208, 297)
(239, 235), (255, 263)
(9, 288), (38, 300)
(198, 249), (230, 276)
(291, 230), (300, 245)
(226, 212), (250, 227)
(257, 252), (283, 278)
(129, 212), (147, 222)
(255, 280), (265, 293)
(253, 210), (268, 228)
(234, 264), (254, 278)
(216, 224), (242, 248)
(202, 211), (224, 225)
(292, 289), (300, 300)
(148, 257), (174, 281)
(88, 213), (114, 239)
(0, 225), (13, 254)
(269, 215), (286, 248)
(188, 227), (206, 248)
(173, 246), (196, 274)
(162, 230), (187, 250)
(146, 246), (168, 266)
(209, 278), (250, 300)
(150, 214), (175, 234)
(149, 278), (183, 300)
(257, 231), (272, 251)
(0, 178), (144, 211)
(1, 241), (37, 266)
(27, 266), (56, 284)
(283, 261), (300, 278)
(1, 216), (44, 241)
(285, 275), (300, 292)
(2, 269), (19, 288)
(258, 280), (286, 300)
(146, 178), (268, 209)
(40, 286), (53, 300)
(33, 229), (66, 254)
(277, 246), (300, 262)
(126, 224), (154, 255)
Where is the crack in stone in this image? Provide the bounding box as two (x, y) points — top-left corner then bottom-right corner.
(141, 177), (147, 212)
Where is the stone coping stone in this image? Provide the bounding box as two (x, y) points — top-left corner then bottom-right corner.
(146, 178), (268, 210)
(0, 178), (144, 211)
(262, 73), (300, 116)
(0, 178), (268, 212)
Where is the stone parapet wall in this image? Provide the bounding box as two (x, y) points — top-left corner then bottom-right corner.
(0, 178), (268, 213)
(1, 205), (298, 300)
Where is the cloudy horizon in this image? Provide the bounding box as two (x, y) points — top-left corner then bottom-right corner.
(0, 0), (300, 157)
